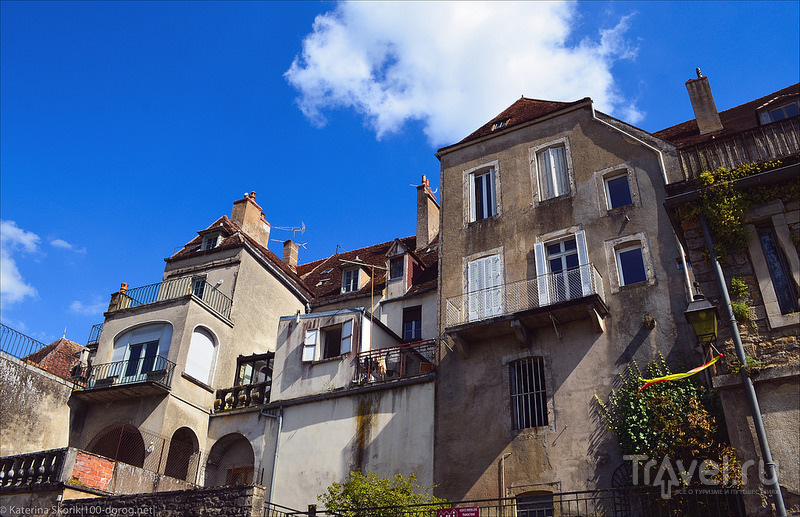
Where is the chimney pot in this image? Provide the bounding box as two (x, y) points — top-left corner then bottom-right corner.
(120, 283), (128, 294)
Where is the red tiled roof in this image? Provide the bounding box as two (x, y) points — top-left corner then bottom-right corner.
(654, 83), (800, 148)
(24, 338), (85, 381)
(166, 216), (313, 300)
(298, 235), (439, 305)
(448, 97), (589, 148)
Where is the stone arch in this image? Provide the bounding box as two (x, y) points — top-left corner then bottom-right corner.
(87, 423), (145, 468)
(164, 427), (200, 482)
(204, 433), (254, 487)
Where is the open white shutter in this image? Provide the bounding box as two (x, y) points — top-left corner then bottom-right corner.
(488, 254), (502, 316)
(302, 329), (318, 362)
(468, 172), (477, 222)
(340, 320), (353, 354)
(534, 242), (549, 306)
(575, 231), (592, 296)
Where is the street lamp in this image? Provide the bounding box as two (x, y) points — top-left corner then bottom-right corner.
(684, 294), (718, 344)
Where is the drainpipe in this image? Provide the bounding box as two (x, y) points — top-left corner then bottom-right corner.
(700, 215), (787, 516)
(591, 107), (694, 300)
(261, 405), (284, 506)
(499, 452), (512, 506)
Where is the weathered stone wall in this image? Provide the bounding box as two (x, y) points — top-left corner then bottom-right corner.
(59, 484), (266, 517)
(0, 353), (74, 455)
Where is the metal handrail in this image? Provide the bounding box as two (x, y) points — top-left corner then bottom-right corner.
(677, 117), (800, 181)
(108, 277), (232, 320)
(0, 323), (48, 360)
(353, 340), (436, 385)
(445, 263), (605, 328)
(72, 355), (175, 391)
(86, 323), (103, 347)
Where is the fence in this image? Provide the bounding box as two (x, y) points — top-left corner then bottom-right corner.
(72, 354), (176, 390)
(271, 487), (745, 517)
(445, 264), (605, 328)
(108, 276), (233, 320)
(0, 323), (47, 360)
(353, 340), (436, 386)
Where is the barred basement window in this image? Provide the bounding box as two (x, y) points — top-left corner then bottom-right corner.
(510, 357), (548, 430)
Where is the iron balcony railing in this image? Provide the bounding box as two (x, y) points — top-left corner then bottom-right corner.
(86, 323), (103, 348)
(353, 340), (436, 385)
(72, 355), (175, 391)
(0, 323), (48, 360)
(677, 117), (800, 181)
(445, 263), (605, 328)
(109, 277), (232, 320)
(214, 380), (272, 412)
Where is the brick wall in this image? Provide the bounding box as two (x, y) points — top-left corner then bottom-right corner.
(70, 451), (114, 492)
(59, 484), (267, 517)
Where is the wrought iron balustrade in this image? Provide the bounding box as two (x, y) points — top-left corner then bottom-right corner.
(0, 323), (47, 360)
(353, 340), (436, 385)
(214, 380), (272, 412)
(72, 355), (175, 391)
(108, 277), (232, 320)
(86, 323), (103, 348)
(677, 117), (800, 181)
(445, 263), (605, 328)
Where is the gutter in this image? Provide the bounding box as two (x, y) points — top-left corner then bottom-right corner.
(699, 215), (787, 516)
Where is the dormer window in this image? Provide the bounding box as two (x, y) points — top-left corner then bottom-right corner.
(758, 99), (799, 124)
(202, 233), (221, 251)
(491, 119), (509, 131)
(342, 269), (360, 293)
(389, 257), (404, 280)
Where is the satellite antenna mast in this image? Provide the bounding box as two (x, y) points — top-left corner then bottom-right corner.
(272, 221), (306, 241)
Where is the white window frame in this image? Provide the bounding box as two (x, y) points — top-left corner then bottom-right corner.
(463, 160), (501, 225)
(594, 163), (639, 213)
(465, 249), (504, 322)
(604, 172), (634, 210)
(534, 230), (591, 306)
(531, 137), (574, 204)
(616, 245), (648, 286)
(341, 269), (360, 293)
(301, 320), (353, 363)
(389, 256), (405, 281)
(191, 275), (206, 299)
(201, 233), (221, 251)
(758, 99), (800, 124)
(603, 232), (656, 293)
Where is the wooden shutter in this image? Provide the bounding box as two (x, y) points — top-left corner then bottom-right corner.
(534, 242), (549, 306)
(340, 320), (353, 354)
(575, 231), (592, 296)
(302, 329), (318, 362)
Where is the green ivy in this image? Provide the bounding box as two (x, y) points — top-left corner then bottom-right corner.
(319, 471), (447, 516)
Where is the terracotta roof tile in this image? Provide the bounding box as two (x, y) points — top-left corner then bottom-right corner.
(24, 338), (85, 381)
(654, 83), (800, 148)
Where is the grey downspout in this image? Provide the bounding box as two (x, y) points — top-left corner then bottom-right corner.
(262, 405), (284, 506)
(700, 215), (787, 516)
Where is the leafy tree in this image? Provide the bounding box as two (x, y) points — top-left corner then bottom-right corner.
(319, 471), (447, 516)
(595, 356), (741, 488)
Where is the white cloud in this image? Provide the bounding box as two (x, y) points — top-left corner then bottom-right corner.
(69, 299), (107, 316)
(51, 238), (86, 253)
(1, 220), (40, 304)
(286, 1), (642, 146)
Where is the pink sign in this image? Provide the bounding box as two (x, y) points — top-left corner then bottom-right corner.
(436, 508), (480, 517)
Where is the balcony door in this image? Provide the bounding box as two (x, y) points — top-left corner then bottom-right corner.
(535, 231), (591, 306)
(124, 340), (160, 380)
(467, 254), (502, 321)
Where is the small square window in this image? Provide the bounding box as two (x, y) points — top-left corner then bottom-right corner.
(616, 246), (647, 286)
(536, 145), (569, 200)
(389, 257), (404, 280)
(402, 306), (422, 341)
(202, 234), (221, 250)
(342, 269), (360, 293)
(605, 173), (633, 209)
(322, 326), (342, 358)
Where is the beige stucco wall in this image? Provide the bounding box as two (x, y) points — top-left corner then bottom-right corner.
(380, 289), (438, 341)
(434, 104), (698, 500)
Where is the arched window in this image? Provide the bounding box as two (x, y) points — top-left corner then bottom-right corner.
(165, 427), (199, 482)
(204, 433), (254, 487)
(185, 327), (216, 385)
(111, 324), (172, 381)
(87, 423), (146, 468)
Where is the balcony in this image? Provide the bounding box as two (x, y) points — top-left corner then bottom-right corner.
(72, 355), (175, 402)
(86, 323), (103, 348)
(108, 277), (232, 321)
(214, 381), (271, 413)
(445, 264), (608, 332)
(677, 118), (800, 181)
(353, 340), (436, 386)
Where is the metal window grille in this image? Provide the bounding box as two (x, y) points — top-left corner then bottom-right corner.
(510, 357), (548, 429)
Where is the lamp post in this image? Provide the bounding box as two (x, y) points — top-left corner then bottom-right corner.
(683, 294), (718, 345)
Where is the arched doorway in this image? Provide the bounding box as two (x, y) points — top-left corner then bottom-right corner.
(204, 433), (254, 487)
(164, 427), (199, 482)
(87, 423), (145, 468)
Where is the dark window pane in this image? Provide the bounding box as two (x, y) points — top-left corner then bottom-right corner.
(606, 175), (633, 208)
(758, 227), (799, 314)
(619, 248), (647, 285)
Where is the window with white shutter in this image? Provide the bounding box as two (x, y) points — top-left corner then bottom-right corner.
(302, 329), (318, 362)
(467, 254), (503, 321)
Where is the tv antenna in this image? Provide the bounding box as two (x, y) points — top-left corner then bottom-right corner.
(272, 221), (306, 241)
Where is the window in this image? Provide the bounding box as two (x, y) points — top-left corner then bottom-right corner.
(389, 257), (404, 280)
(534, 231), (590, 305)
(616, 245), (647, 286)
(342, 269), (360, 293)
(111, 324), (172, 383)
(604, 172), (633, 209)
(759, 100), (800, 124)
(125, 340), (159, 378)
(469, 167), (497, 222)
(234, 353), (273, 386)
(467, 254), (503, 321)
(516, 493), (554, 517)
(536, 145), (569, 200)
(185, 327), (216, 384)
(402, 306), (422, 341)
(302, 320), (353, 362)
(192, 276), (206, 298)
(757, 225), (798, 315)
(202, 233), (221, 250)
(510, 357), (548, 430)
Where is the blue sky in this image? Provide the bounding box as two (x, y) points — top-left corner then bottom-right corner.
(1, 0), (798, 344)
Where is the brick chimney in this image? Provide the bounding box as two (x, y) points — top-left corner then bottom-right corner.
(416, 175), (440, 250)
(231, 191), (271, 249)
(686, 69), (723, 135)
(283, 240), (299, 272)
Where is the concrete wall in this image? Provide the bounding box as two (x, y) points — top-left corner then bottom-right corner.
(0, 353), (74, 455)
(271, 379), (435, 510)
(435, 103), (697, 500)
(380, 289), (438, 340)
